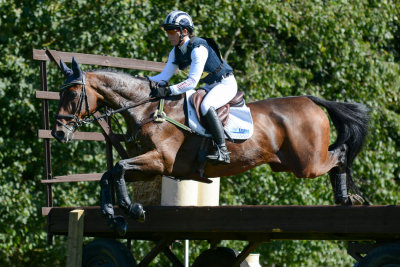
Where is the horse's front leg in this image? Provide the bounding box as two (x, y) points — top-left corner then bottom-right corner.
(111, 150), (165, 222)
(100, 170), (128, 236)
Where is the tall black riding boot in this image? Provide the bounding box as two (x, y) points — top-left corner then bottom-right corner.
(204, 107), (230, 164)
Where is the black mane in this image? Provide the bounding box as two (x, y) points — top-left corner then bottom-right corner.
(89, 68), (148, 81)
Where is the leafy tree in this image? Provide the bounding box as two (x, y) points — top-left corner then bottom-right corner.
(0, 0), (399, 266)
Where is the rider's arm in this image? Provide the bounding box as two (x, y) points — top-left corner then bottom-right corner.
(149, 49), (178, 82)
(169, 45), (208, 95)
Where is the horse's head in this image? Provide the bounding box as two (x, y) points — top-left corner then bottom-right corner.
(51, 57), (99, 142)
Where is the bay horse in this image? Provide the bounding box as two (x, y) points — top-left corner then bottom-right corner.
(52, 58), (369, 235)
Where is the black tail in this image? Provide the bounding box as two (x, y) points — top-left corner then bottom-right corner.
(306, 95), (370, 202)
(306, 95), (369, 167)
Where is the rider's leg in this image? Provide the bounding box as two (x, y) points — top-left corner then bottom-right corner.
(204, 106), (230, 164)
(201, 75), (237, 164)
(200, 75), (237, 115)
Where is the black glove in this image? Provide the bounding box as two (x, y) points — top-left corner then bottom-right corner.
(151, 81), (171, 98)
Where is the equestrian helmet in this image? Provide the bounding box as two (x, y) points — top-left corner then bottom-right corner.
(162, 11), (194, 33)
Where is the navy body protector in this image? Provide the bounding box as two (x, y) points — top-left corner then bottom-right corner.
(173, 37), (233, 84)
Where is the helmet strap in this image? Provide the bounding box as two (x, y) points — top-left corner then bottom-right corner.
(178, 27), (188, 47)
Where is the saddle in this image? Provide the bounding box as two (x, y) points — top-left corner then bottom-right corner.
(190, 89), (245, 128)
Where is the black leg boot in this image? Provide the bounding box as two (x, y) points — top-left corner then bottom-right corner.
(204, 107), (230, 164)
(329, 167), (350, 205)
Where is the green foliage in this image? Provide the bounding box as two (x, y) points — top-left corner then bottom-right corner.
(1, 0), (399, 266)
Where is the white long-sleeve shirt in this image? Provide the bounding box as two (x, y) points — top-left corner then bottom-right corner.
(150, 38), (208, 95)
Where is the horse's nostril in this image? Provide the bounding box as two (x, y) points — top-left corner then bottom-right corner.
(56, 131), (65, 139)
(51, 129), (65, 141)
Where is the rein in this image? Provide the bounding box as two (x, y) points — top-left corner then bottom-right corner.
(95, 97), (156, 121)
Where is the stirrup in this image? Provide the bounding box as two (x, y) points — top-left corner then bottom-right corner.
(206, 146), (230, 164)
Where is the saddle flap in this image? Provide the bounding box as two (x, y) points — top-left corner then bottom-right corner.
(186, 89), (254, 141)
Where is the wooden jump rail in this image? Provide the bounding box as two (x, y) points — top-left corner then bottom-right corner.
(48, 205), (400, 241)
(33, 49), (166, 72)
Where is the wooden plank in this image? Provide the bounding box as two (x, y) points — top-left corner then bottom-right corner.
(93, 111), (128, 159)
(162, 248), (184, 267)
(233, 242), (260, 267)
(38, 129), (113, 141)
(36, 91), (59, 100)
(139, 239), (173, 267)
(41, 173), (103, 184)
(66, 209), (85, 267)
(46, 205), (400, 241)
(38, 129), (106, 141)
(33, 49), (165, 72)
(46, 50), (63, 71)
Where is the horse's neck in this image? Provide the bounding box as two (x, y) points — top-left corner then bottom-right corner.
(95, 72), (149, 109)
(93, 72), (153, 130)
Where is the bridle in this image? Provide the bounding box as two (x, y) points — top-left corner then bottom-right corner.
(56, 74), (91, 134)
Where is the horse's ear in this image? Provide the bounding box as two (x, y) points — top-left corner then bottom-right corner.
(71, 57), (82, 77)
(60, 59), (73, 77)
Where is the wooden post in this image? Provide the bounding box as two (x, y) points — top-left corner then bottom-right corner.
(66, 209), (85, 267)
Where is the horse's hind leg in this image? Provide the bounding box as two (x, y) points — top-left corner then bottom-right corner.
(328, 144), (350, 205)
(329, 168), (349, 205)
(328, 144), (364, 205)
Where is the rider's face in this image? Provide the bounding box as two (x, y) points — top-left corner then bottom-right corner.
(166, 28), (188, 46)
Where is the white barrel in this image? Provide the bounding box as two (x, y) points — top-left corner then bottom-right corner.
(161, 176), (220, 206)
(161, 177), (199, 206)
(246, 253), (262, 267)
(197, 178), (220, 206)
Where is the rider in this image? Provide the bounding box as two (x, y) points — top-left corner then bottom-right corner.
(149, 10), (237, 164)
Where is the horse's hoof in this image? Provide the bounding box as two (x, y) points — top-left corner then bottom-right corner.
(110, 215), (127, 236)
(137, 210), (145, 223)
(335, 197), (350, 205)
(128, 203), (146, 223)
(348, 194), (364, 205)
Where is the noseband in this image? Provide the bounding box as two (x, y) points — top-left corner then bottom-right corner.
(56, 74), (91, 133)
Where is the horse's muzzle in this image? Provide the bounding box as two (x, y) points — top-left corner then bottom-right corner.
(51, 128), (73, 143)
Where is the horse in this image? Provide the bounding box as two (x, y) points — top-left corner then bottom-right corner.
(52, 58), (369, 235)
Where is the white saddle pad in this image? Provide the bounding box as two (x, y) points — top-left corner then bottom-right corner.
(185, 89), (254, 140)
